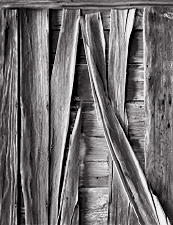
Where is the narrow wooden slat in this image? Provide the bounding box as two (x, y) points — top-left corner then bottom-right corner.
(144, 7), (173, 224)
(50, 9), (80, 225)
(108, 9), (138, 225)
(81, 17), (170, 224)
(20, 9), (49, 225)
(58, 106), (82, 225)
(79, 187), (108, 225)
(1, 1), (173, 9)
(81, 12), (106, 120)
(0, 9), (18, 225)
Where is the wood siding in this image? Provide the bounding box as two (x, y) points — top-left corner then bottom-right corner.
(20, 9), (49, 225)
(0, 6), (172, 225)
(144, 7), (173, 224)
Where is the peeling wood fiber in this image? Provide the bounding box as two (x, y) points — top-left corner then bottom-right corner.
(144, 7), (173, 224)
(49, 9), (80, 225)
(20, 9), (49, 225)
(0, 9), (18, 225)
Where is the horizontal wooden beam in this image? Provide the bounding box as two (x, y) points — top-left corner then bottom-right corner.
(1, 1), (173, 9)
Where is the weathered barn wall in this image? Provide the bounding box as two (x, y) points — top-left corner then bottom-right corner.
(0, 5), (173, 225)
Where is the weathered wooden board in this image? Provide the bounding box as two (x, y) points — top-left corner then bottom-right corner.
(51, 9), (143, 30)
(20, 9), (49, 225)
(144, 7), (173, 224)
(80, 161), (109, 187)
(58, 106), (82, 225)
(1, 1), (173, 8)
(49, 9), (80, 225)
(82, 18), (169, 223)
(0, 9), (18, 225)
(108, 9), (138, 225)
(79, 187), (108, 225)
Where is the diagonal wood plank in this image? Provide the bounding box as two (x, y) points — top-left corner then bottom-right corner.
(20, 9), (49, 225)
(144, 7), (173, 224)
(49, 9), (80, 225)
(0, 9), (18, 225)
(58, 105), (82, 225)
(108, 9), (139, 225)
(81, 17), (170, 224)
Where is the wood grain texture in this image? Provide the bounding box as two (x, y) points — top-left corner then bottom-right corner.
(81, 19), (169, 223)
(82, 12), (106, 120)
(58, 106), (82, 225)
(50, 9), (143, 31)
(51, 30), (143, 65)
(144, 7), (173, 224)
(20, 9), (49, 225)
(1, 1), (173, 9)
(0, 9), (18, 225)
(79, 187), (108, 225)
(50, 9), (80, 225)
(108, 9), (138, 225)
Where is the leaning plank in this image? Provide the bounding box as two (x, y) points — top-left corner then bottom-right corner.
(144, 7), (173, 224)
(84, 12), (106, 120)
(49, 9), (80, 225)
(0, 9), (18, 225)
(108, 9), (137, 225)
(81, 17), (170, 224)
(20, 9), (49, 225)
(58, 106), (82, 225)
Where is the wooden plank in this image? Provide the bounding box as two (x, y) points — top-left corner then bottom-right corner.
(49, 9), (80, 225)
(51, 9), (143, 30)
(58, 106), (82, 225)
(144, 7), (173, 224)
(81, 16), (169, 224)
(108, 9), (138, 225)
(20, 9), (49, 225)
(1, 1), (173, 9)
(0, 9), (18, 225)
(79, 161), (109, 187)
(80, 136), (109, 161)
(79, 187), (108, 225)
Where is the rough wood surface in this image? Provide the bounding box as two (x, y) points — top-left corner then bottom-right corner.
(144, 7), (173, 224)
(58, 106), (82, 225)
(81, 17), (169, 223)
(49, 9), (80, 225)
(108, 9), (138, 225)
(1, 1), (173, 9)
(0, 9), (18, 225)
(20, 9), (49, 225)
(79, 187), (108, 225)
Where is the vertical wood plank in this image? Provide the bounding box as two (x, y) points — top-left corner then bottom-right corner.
(108, 9), (139, 225)
(20, 9), (49, 225)
(58, 106), (82, 225)
(81, 17), (169, 223)
(0, 9), (18, 225)
(144, 7), (173, 224)
(49, 9), (80, 225)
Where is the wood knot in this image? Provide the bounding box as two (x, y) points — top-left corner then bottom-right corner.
(164, 12), (173, 19)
